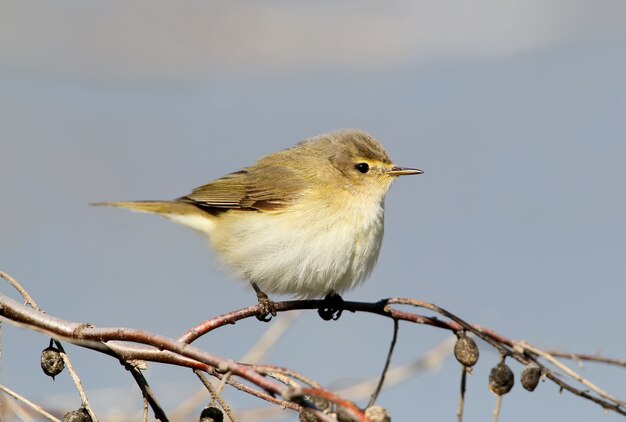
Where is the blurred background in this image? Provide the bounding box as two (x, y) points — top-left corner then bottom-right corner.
(1, 1), (625, 420)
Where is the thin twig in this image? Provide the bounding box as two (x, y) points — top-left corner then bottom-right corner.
(368, 319), (399, 408)
(194, 370), (236, 422)
(180, 311), (302, 420)
(173, 312), (302, 420)
(126, 363), (169, 421)
(0, 294), (363, 418)
(520, 342), (626, 408)
(216, 370), (233, 395)
(106, 344), (301, 414)
(264, 371), (300, 389)
(236, 338), (452, 422)
(205, 367), (302, 412)
(53, 340), (98, 422)
(254, 365), (324, 390)
(2, 283), (625, 419)
(1, 271), (98, 421)
(546, 351), (626, 369)
(457, 366), (466, 422)
(143, 396), (149, 422)
(0, 384), (62, 422)
(0, 271), (39, 308)
(492, 395), (502, 422)
(386, 298), (513, 357)
(4, 395), (38, 422)
(240, 310), (302, 364)
(336, 337), (453, 400)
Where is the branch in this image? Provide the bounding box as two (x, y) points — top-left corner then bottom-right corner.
(178, 297), (626, 417)
(0, 294), (367, 421)
(1, 284), (625, 419)
(1, 272), (98, 421)
(0, 384), (62, 422)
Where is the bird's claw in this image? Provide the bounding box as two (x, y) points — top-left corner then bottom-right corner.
(318, 292), (344, 321)
(255, 291), (277, 322)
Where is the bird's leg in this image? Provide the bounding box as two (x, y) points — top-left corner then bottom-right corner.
(251, 281), (277, 322)
(318, 291), (344, 321)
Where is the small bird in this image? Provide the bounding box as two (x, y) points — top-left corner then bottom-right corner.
(95, 130), (421, 320)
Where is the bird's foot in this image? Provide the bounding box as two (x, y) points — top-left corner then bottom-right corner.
(255, 292), (277, 322)
(252, 282), (277, 322)
(318, 292), (344, 321)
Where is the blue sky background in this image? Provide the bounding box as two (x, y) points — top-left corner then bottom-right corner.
(1, 1), (625, 421)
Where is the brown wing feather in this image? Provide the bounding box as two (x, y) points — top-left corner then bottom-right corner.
(183, 170), (248, 208)
(181, 164), (307, 212)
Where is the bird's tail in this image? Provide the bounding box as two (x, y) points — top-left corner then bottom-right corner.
(92, 200), (194, 215)
(92, 200), (216, 234)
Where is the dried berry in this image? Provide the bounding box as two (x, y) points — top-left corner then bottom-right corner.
(305, 394), (331, 411)
(488, 361), (514, 395)
(521, 363), (542, 391)
(63, 408), (91, 422)
(365, 405), (391, 422)
(299, 410), (320, 422)
(335, 407), (359, 422)
(454, 335), (479, 367)
(199, 406), (224, 422)
(41, 344), (64, 379)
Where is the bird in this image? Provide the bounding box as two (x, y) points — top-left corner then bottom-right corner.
(95, 129), (422, 320)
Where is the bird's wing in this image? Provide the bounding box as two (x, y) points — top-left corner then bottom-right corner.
(182, 170), (248, 208)
(181, 166), (306, 212)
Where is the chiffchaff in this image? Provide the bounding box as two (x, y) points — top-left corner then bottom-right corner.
(96, 129), (421, 320)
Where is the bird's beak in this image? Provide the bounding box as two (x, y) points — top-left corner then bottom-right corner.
(386, 166), (423, 176)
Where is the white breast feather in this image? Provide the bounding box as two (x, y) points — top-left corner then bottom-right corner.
(211, 197), (385, 298)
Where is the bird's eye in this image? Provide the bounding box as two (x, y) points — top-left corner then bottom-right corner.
(355, 162), (370, 174)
